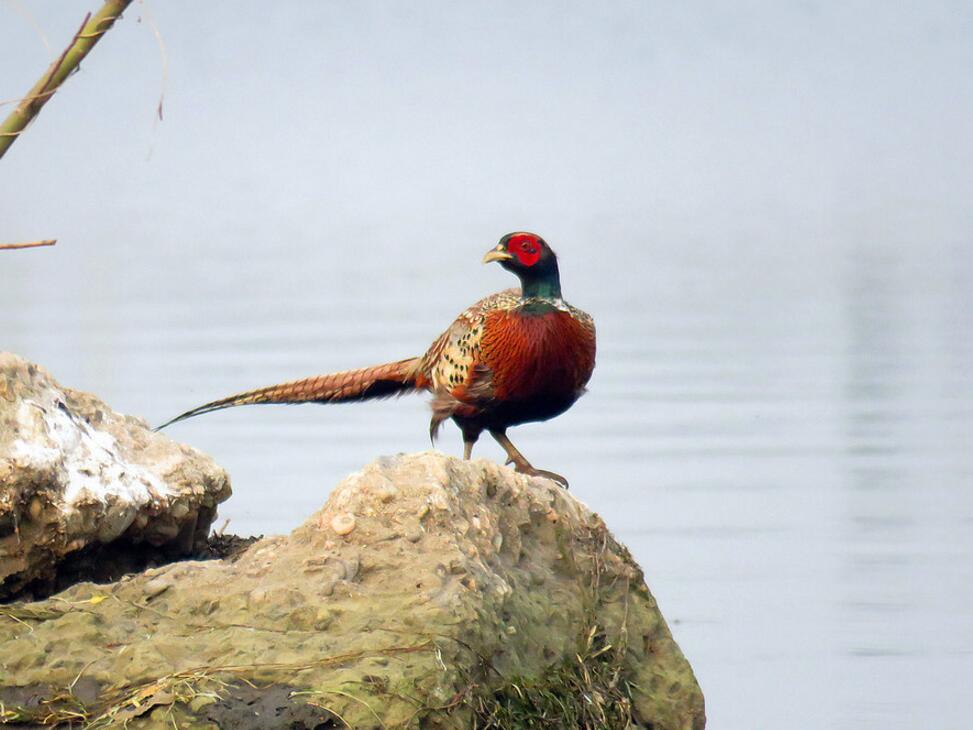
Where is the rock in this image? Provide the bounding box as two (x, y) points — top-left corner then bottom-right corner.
(0, 452), (704, 729)
(0, 353), (231, 600)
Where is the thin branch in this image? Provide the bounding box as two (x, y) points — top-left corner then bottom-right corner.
(0, 0), (134, 161)
(0, 239), (57, 251)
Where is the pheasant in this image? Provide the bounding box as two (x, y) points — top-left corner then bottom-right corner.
(157, 232), (596, 486)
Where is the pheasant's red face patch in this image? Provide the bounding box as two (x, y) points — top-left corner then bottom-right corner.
(507, 234), (542, 267)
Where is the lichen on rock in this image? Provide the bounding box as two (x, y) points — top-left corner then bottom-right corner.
(0, 353), (231, 600)
(0, 450), (705, 729)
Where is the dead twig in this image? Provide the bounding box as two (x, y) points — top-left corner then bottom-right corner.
(0, 239), (57, 251)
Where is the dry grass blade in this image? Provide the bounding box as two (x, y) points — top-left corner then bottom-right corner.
(297, 688), (386, 729)
(0, 640), (435, 728)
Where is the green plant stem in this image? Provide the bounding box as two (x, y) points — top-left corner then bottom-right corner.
(0, 0), (133, 161)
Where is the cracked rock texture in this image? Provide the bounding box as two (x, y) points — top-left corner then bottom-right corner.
(0, 451), (705, 729)
(0, 353), (231, 600)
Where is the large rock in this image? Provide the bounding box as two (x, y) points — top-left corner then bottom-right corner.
(0, 452), (705, 729)
(0, 353), (231, 600)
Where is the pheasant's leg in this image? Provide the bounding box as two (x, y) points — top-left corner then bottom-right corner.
(456, 418), (482, 461)
(489, 430), (569, 488)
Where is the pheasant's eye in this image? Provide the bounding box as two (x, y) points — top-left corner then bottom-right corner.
(506, 233), (542, 266)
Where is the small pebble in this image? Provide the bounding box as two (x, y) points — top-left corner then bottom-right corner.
(302, 556), (328, 574)
(448, 560), (466, 575)
(314, 609), (334, 630)
(190, 696), (218, 712)
(143, 578), (171, 599)
(248, 587), (270, 604)
(198, 598), (220, 616)
(331, 513), (356, 536)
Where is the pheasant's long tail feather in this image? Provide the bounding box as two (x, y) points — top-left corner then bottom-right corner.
(155, 357), (422, 431)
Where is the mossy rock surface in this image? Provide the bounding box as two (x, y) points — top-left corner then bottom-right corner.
(0, 452), (705, 729)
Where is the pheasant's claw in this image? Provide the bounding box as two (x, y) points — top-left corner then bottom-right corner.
(508, 460), (570, 489)
(489, 431), (570, 488)
(531, 468), (570, 489)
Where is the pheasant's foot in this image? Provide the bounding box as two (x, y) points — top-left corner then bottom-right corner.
(505, 456), (569, 488)
(492, 430), (569, 488)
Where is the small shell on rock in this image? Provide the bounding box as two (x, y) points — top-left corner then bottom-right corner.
(331, 513), (356, 536)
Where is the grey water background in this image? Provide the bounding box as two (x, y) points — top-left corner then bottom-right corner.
(2, 2), (972, 727)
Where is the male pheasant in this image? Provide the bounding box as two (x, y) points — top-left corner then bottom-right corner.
(157, 232), (596, 486)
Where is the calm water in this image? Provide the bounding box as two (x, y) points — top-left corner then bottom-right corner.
(3, 3), (973, 728)
(4, 239), (971, 728)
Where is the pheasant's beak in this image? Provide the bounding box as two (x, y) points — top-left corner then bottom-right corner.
(482, 245), (513, 264)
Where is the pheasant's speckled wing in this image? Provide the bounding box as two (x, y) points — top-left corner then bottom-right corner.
(418, 288), (520, 393)
(418, 289), (522, 436)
